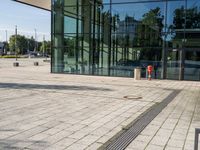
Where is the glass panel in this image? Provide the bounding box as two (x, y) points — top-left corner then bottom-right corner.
(165, 0), (185, 80)
(51, 0), (199, 80)
(184, 49), (200, 81)
(184, 0), (200, 81)
(111, 1), (164, 78)
(166, 0), (185, 32)
(166, 48), (180, 80)
(186, 0), (200, 30)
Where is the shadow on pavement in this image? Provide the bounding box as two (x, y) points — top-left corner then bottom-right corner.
(0, 82), (112, 91)
(0, 139), (49, 149)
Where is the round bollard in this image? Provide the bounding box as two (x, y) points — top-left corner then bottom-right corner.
(34, 62), (39, 66)
(13, 62), (19, 67)
(134, 67), (141, 80)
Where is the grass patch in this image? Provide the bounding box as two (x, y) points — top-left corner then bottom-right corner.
(0, 55), (22, 59)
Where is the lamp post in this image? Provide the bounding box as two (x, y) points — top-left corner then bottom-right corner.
(15, 25), (18, 61)
(5, 30), (7, 42)
(27, 35), (30, 54)
(34, 29), (37, 52)
(43, 35), (45, 58)
(5, 30), (7, 54)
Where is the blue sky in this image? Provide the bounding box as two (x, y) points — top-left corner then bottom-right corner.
(0, 0), (50, 42)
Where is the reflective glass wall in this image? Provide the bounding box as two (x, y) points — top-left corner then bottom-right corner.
(52, 0), (200, 80)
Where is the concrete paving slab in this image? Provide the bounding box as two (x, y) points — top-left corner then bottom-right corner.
(0, 58), (199, 150)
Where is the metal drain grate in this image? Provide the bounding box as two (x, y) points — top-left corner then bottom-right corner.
(99, 90), (180, 150)
(194, 128), (200, 150)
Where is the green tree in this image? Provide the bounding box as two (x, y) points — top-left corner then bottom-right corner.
(64, 38), (76, 56)
(27, 36), (36, 51)
(9, 35), (28, 54)
(135, 7), (164, 60)
(39, 41), (51, 54)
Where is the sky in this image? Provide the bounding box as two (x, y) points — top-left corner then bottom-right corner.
(0, 0), (51, 42)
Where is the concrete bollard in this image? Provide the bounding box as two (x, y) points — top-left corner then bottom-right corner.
(134, 67), (141, 80)
(34, 62), (39, 66)
(13, 62), (19, 67)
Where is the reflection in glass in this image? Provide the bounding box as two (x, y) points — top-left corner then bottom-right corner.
(51, 0), (200, 81)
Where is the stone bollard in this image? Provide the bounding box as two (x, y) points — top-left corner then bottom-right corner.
(13, 62), (19, 67)
(34, 62), (39, 66)
(134, 67), (141, 80)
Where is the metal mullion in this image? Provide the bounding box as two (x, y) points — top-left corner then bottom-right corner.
(179, 0), (187, 80)
(104, 0), (184, 5)
(51, 0), (54, 73)
(161, 0), (168, 79)
(92, 0), (96, 75)
(112, 17), (116, 66)
(101, 11), (104, 70)
(89, 3), (92, 74)
(76, 0), (79, 73)
(97, 6), (101, 74)
(108, 0), (112, 76)
(116, 37), (118, 64)
(81, 2), (84, 70)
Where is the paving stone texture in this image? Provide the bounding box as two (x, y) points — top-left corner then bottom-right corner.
(0, 58), (199, 150)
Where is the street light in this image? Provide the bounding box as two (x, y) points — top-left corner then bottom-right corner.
(34, 28), (37, 52)
(43, 35), (46, 58)
(5, 30), (8, 54)
(15, 25), (18, 61)
(27, 35), (30, 54)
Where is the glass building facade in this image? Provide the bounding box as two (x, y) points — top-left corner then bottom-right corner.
(51, 0), (200, 81)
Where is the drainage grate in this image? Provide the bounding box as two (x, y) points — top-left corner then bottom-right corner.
(99, 90), (180, 150)
(194, 128), (200, 150)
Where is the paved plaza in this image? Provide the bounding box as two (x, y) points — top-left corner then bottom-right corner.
(0, 58), (199, 150)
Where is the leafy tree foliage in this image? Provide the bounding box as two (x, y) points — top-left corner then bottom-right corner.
(136, 7), (164, 60)
(8, 34), (51, 55)
(9, 35), (27, 54)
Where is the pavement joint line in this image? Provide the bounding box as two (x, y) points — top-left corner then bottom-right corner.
(98, 89), (181, 150)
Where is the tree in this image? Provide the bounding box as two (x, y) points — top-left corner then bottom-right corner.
(39, 41), (51, 54)
(9, 35), (28, 54)
(27, 36), (36, 52)
(135, 7), (164, 60)
(171, 6), (200, 47)
(171, 6), (200, 59)
(64, 38), (76, 57)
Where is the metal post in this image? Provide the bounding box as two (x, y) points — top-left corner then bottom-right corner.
(43, 35), (45, 57)
(27, 36), (30, 54)
(5, 30), (7, 42)
(5, 30), (8, 54)
(34, 29), (37, 52)
(15, 25), (18, 61)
